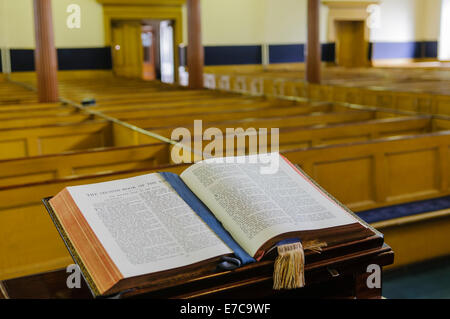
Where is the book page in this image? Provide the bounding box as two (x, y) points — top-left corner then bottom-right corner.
(180, 154), (360, 257)
(67, 173), (232, 279)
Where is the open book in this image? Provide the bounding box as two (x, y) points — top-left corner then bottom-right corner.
(48, 154), (375, 297)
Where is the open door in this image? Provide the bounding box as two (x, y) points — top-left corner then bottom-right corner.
(111, 21), (143, 78)
(141, 25), (157, 80)
(335, 20), (369, 68)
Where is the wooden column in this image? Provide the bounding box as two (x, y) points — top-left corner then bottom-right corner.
(306, 0), (321, 84)
(187, 0), (204, 89)
(33, 0), (59, 102)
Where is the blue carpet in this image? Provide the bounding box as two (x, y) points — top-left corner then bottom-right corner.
(358, 196), (450, 224)
(383, 257), (450, 299)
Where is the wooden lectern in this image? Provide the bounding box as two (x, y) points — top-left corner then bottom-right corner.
(1, 243), (393, 299)
(0, 197), (394, 299)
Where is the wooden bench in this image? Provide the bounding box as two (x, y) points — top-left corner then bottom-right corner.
(0, 163), (189, 281)
(207, 71), (450, 117)
(0, 143), (172, 187)
(146, 110), (377, 139)
(283, 132), (450, 212)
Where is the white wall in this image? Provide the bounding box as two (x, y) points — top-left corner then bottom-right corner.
(201, 0), (265, 45)
(440, 0), (450, 60)
(264, 0), (307, 44)
(52, 0), (104, 48)
(200, 0), (328, 45)
(0, 0), (6, 47)
(0, 0), (104, 49)
(370, 0), (418, 42)
(420, 0), (442, 41)
(0, 0), (442, 49)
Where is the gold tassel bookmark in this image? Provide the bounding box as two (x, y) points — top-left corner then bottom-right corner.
(273, 242), (305, 290)
(273, 240), (327, 290)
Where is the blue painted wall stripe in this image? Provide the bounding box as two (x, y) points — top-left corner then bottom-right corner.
(204, 45), (262, 66)
(10, 47), (112, 72)
(10, 49), (35, 72)
(5, 41), (439, 71)
(269, 44), (304, 63)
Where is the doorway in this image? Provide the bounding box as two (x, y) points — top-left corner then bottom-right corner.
(335, 20), (369, 68)
(111, 19), (175, 82)
(141, 25), (157, 81)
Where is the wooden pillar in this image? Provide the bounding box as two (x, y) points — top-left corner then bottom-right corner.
(33, 0), (59, 102)
(187, 0), (204, 89)
(306, 0), (321, 84)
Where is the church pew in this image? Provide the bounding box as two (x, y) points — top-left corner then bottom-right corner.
(0, 121), (112, 159)
(0, 143), (172, 187)
(113, 104), (338, 127)
(207, 70), (450, 117)
(282, 132), (450, 212)
(169, 116), (434, 161)
(372, 206), (450, 268)
(0, 83), (38, 105)
(0, 163), (190, 281)
(1, 115), (426, 183)
(86, 93), (243, 107)
(0, 120), (163, 160)
(64, 88), (230, 103)
(93, 97), (280, 111)
(144, 110), (377, 138)
(0, 113), (93, 129)
(97, 99), (305, 117)
(0, 102), (62, 112)
(1, 127), (448, 279)
(0, 107), (79, 120)
(236, 116), (431, 150)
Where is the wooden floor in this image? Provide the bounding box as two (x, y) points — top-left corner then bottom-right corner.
(0, 72), (449, 281)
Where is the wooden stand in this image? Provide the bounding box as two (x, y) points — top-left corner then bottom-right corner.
(0, 193), (394, 299)
(0, 243), (393, 299)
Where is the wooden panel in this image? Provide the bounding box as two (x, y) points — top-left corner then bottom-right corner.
(313, 157), (375, 208)
(112, 123), (140, 146)
(0, 144), (171, 187)
(0, 171), (57, 187)
(0, 122), (111, 160)
(39, 132), (106, 154)
(0, 204), (71, 281)
(386, 148), (440, 201)
(148, 111), (375, 137)
(283, 133), (450, 211)
(376, 210), (450, 268)
(434, 95), (450, 116)
(0, 114), (90, 129)
(0, 139), (28, 159)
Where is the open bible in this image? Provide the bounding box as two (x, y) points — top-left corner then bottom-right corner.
(47, 154), (376, 297)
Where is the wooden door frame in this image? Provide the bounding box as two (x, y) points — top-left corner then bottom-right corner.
(322, 1), (379, 66)
(97, 1), (184, 83)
